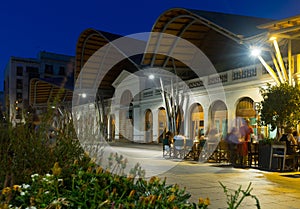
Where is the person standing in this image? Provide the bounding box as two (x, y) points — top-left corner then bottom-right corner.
(238, 118), (254, 167)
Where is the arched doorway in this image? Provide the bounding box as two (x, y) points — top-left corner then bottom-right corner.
(158, 107), (167, 143)
(209, 100), (228, 139)
(119, 90), (133, 141)
(236, 97), (256, 134)
(190, 103), (204, 140)
(145, 109), (153, 143)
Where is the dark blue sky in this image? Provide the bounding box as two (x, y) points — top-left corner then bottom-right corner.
(1, 0), (300, 91)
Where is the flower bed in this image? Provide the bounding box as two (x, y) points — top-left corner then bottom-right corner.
(1, 155), (210, 209)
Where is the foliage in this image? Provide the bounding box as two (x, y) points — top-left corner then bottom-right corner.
(259, 137), (276, 145)
(219, 182), (260, 209)
(259, 82), (300, 133)
(0, 107), (84, 188)
(0, 157), (210, 209)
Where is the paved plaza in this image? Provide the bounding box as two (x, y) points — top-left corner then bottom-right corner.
(161, 161), (300, 209)
(109, 142), (300, 209)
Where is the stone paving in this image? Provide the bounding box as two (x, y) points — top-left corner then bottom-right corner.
(110, 141), (300, 208)
(159, 161), (300, 209)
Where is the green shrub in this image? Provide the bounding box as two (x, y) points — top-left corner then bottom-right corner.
(1, 156), (209, 209)
(0, 108), (85, 188)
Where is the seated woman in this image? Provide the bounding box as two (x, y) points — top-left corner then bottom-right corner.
(280, 128), (298, 155)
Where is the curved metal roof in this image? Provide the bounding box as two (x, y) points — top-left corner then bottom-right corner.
(75, 28), (142, 99)
(142, 8), (273, 77)
(74, 8), (300, 100)
(29, 78), (73, 107)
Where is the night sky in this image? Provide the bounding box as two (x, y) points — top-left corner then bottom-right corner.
(1, 0), (299, 90)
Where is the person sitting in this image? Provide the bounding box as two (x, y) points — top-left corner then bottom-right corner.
(280, 128), (298, 154)
(163, 131), (173, 157)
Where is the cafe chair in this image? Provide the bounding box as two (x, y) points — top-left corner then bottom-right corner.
(269, 143), (296, 171)
(162, 138), (172, 158)
(217, 140), (229, 163)
(183, 139), (195, 160)
(173, 138), (185, 159)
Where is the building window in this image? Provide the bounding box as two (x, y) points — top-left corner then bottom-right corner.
(26, 66), (39, 74)
(16, 66), (23, 76)
(16, 79), (23, 89)
(45, 64), (53, 75)
(59, 66), (65, 76)
(16, 92), (23, 102)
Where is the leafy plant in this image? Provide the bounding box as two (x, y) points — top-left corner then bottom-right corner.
(259, 83), (300, 137)
(219, 182), (260, 209)
(1, 159), (207, 209)
(0, 107), (85, 188)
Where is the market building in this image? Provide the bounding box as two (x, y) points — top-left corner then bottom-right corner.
(74, 8), (300, 143)
(75, 8), (300, 143)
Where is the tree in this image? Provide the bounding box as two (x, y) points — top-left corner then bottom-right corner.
(160, 78), (187, 136)
(259, 82), (300, 138)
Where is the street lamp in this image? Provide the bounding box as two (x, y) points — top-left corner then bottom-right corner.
(250, 46), (280, 85)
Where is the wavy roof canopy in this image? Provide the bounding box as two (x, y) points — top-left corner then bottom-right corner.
(142, 8), (273, 78)
(75, 29), (143, 99)
(29, 78), (73, 107)
(74, 8), (300, 100)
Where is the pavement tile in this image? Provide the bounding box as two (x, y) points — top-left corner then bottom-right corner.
(159, 161), (300, 208)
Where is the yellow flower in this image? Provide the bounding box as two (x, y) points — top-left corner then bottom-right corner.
(170, 184), (179, 193)
(157, 194), (162, 201)
(167, 194), (176, 202)
(149, 176), (160, 184)
(1, 187), (11, 195)
(96, 166), (103, 174)
(86, 166), (92, 173)
(30, 196), (35, 205)
(0, 203), (9, 209)
(13, 185), (20, 191)
(52, 162), (62, 176)
(199, 197), (204, 205)
(204, 197), (210, 205)
(199, 197), (210, 206)
(149, 195), (157, 204)
(128, 190), (136, 198)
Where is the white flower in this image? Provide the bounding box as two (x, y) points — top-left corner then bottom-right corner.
(45, 191), (50, 194)
(58, 178), (63, 182)
(31, 174), (39, 178)
(22, 184), (30, 189)
(20, 191), (25, 196)
(46, 173), (52, 177)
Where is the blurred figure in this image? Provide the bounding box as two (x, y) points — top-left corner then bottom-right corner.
(225, 127), (240, 166)
(280, 128), (298, 154)
(238, 118), (254, 167)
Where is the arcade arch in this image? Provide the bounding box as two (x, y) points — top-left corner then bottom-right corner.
(189, 103), (204, 140)
(209, 100), (228, 139)
(158, 107), (167, 143)
(119, 90), (133, 141)
(236, 97), (256, 134)
(145, 109), (153, 143)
